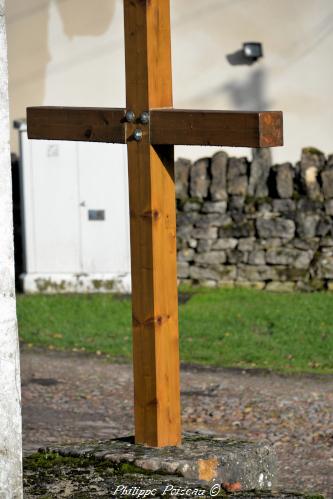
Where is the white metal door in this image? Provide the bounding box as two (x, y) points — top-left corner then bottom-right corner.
(77, 142), (130, 274)
(30, 140), (81, 273)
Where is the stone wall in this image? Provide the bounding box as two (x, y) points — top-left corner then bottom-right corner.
(176, 148), (333, 291)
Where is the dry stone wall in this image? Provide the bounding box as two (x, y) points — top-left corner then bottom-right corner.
(176, 148), (333, 291)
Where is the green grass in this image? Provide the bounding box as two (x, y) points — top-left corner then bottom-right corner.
(17, 289), (333, 374)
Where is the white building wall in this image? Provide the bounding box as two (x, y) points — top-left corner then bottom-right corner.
(7, 0), (333, 163)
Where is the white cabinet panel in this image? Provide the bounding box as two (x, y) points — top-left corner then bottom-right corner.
(17, 122), (131, 293)
(31, 140), (81, 273)
(77, 142), (130, 273)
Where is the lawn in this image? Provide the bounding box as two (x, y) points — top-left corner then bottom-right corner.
(17, 288), (333, 374)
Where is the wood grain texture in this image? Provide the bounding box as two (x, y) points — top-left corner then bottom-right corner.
(259, 111), (283, 147)
(150, 109), (283, 147)
(124, 0), (172, 113)
(124, 0), (181, 447)
(27, 107), (126, 143)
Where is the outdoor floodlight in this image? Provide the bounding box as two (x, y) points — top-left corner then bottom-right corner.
(243, 42), (263, 62)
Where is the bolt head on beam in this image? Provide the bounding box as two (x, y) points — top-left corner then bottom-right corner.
(139, 111), (150, 125)
(133, 128), (143, 141)
(125, 110), (136, 123)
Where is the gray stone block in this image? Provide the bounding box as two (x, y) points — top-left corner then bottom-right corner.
(300, 148), (325, 200)
(192, 227), (218, 240)
(275, 163), (294, 199)
(226, 249), (248, 264)
(265, 281), (296, 292)
(190, 158), (210, 200)
(195, 251), (226, 265)
(238, 265), (280, 281)
(266, 248), (313, 269)
(279, 267), (309, 282)
(297, 198), (322, 212)
(248, 148), (271, 197)
(201, 201), (227, 214)
(183, 200), (202, 212)
(195, 213), (230, 228)
(238, 237), (256, 251)
(210, 151), (228, 201)
(296, 213), (320, 238)
(189, 266), (220, 281)
(196, 239), (213, 253)
(316, 216), (333, 237)
(227, 157), (248, 196)
(315, 254), (333, 279)
(212, 238), (238, 250)
(178, 248), (195, 262)
(175, 158), (191, 200)
(177, 225), (193, 241)
(177, 261), (190, 278)
(257, 238), (282, 249)
(325, 199), (333, 215)
(321, 168), (333, 199)
(320, 237), (333, 247)
(272, 199), (296, 213)
(293, 238), (319, 250)
(256, 218), (295, 239)
(229, 195), (246, 212)
(257, 201), (273, 213)
(218, 265), (237, 281)
(248, 250), (266, 265)
(177, 212), (199, 225)
(219, 219), (255, 238)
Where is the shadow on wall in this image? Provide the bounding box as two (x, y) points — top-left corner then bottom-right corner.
(56, 0), (115, 37)
(222, 67), (271, 111)
(190, 65), (271, 116)
(7, 0), (115, 151)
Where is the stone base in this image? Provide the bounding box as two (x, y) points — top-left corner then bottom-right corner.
(23, 433), (324, 498)
(40, 433), (276, 490)
(24, 434), (321, 499)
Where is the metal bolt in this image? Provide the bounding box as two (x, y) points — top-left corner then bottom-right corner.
(125, 110), (136, 123)
(139, 111), (149, 125)
(133, 128), (143, 142)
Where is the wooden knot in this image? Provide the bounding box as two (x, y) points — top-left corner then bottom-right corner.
(142, 209), (161, 221)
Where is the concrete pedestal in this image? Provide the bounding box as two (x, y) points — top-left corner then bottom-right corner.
(23, 434), (324, 498)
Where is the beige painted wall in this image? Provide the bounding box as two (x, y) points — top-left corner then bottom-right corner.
(7, 0), (333, 163)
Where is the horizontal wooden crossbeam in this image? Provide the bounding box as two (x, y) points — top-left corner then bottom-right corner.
(150, 109), (283, 148)
(27, 107), (283, 148)
(27, 107), (127, 143)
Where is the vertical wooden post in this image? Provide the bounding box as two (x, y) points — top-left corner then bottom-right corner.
(124, 0), (181, 447)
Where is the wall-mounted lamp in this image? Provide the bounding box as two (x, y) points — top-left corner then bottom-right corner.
(226, 42), (263, 66)
(243, 42), (263, 62)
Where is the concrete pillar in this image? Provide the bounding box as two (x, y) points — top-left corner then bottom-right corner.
(0, 1), (23, 497)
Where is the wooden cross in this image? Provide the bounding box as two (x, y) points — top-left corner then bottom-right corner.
(27, 0), (283, 448)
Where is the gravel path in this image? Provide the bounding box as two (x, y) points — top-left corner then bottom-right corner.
(21, 349), (333, 498)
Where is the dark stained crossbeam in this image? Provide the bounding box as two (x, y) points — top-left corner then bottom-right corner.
(27, 107), (127, 143)
(28, 107), (283, 148)
(150, 109), (283, 148)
